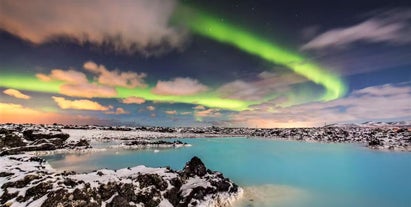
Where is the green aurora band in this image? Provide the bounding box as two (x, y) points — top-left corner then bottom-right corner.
(173, 5), (347, 101)
(0, 74), (252, 111)
(0, 6), (346, 112)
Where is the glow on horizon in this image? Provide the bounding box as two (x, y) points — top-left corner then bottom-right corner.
(173, 5), (347, 101)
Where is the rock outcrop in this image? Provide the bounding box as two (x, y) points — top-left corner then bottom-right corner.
(0, 155), (242, 207)
(0, 126), (92, 156)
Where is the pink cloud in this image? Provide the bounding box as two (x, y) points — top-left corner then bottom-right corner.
(84, 61), (146, 88)
(121, 96), (146, 104)
(52, 96), (110, 111)
(230, 84), (411, 128)
(147, 106), (156, 111)
(302, 9), (411, 50)
(37, 69), (88, 84)
(3, 89), (31, 99)
(165, 110), (177, 115)
(105, 107), (129, 115)
(217, 72), (306, 101)
(36, 65), (120, 98)
(59, 84), (117, 98)
(152, 77), (208, 96)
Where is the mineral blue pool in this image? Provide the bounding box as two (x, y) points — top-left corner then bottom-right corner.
(42, 138), (411, 207)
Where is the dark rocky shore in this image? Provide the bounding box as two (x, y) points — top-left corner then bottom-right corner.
(0, 124), (242, 206)
(0, 155), (241, 207)
(0, 127), (91, 156)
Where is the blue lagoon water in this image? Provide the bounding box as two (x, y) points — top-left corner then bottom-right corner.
(42, 138), (411, 207)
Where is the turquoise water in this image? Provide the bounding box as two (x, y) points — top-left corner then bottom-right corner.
(43, 138), (411, 207)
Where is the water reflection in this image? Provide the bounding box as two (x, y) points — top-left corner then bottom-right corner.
(234, 184), (308, 207)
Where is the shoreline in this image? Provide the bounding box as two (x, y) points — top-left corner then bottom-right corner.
(0, 123), (244, 207)
(0, 154), (242, 207)
(1, 123), (409, 206)
(61, 126), (410, 152)
(3, 123), (409, 153)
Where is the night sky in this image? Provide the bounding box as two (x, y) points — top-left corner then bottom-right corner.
(0, 0), (410, 127)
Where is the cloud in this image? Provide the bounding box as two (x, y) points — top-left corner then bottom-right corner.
(3, 89), (31, 99)
(59, 84), (117, 98)
(230, 83), (411, 128)
(0, 0), (186, 55)
(121, 96), (146, 104)
(147, 106), (156, 111)
(165, 110), (177, 115)
(194, 106), (221, 121)
(83, 61), (146, 88)
(37, 69), (118, 98)
(353, 84), (411, 96)
(193, 105), (206, 110)
(195, 109), (221, 118)
(52, 96), (110, 111)
(302, 9), (411, 50)
(37, 69), (88, 84)
(37, 62), (148, 98)
(152, 77), (208, 96)
(217, 72), (306, 101)
(105, 107), (129, 115)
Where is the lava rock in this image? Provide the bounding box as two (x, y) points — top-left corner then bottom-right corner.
(23, 182), (53, 201)
(182, 156), (207, 177)
(137, 174), (168, 191)
(369, 139), (382, 146)
(2, 174), (40, 189)
(0, 132), (26, 149)
(107, 195), (133, 207)
(75, 139), (90, 147)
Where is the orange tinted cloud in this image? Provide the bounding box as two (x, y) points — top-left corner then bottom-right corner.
(152, 77), (208, 96)
(37, 69), (88, 84)
(105, 107), (129, 115)
(52, 96), (110, 111)
(84, 61), (146, 88)
(165, 110), (177, 115)
(195, 108), (221, 117)
(194, 107), (221, 121)
(60, 84), (117, 98)
(3, 89), (31, 99)
(193, 105), (206, 110)
(147, 106), (156, 111)
(217, 71), (306, 101)
(37, 69), (117, 98)
(121, 96), (146, 104)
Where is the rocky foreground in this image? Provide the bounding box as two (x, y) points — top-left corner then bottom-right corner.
(0, 126), (92, 156)
(0, 124), (242, 207)
(0, 155), (241, 207)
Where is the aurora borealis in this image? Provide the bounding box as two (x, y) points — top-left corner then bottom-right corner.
(0, 0), (410, 127)
(0, 73), (252, 111)
(174, 5), (346, 101)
